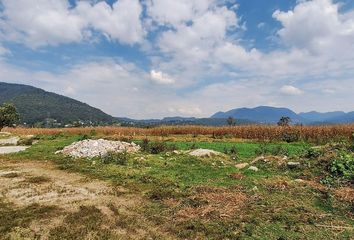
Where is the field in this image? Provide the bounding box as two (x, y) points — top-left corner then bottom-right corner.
(0, 127), (354, 239)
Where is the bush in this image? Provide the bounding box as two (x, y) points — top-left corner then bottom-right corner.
(102, 151), (129, 165)
(303, 147), (321, 159)
(329, 153), (354, 180)
(17, 137), (34, 146)
(149, 142), (168, 154)
(138, 140), (176, 154)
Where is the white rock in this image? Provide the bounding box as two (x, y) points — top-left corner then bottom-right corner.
(57, 139), (140, 158)
(188, 149), (222, 158)
(235, 163), (249, 169)
(287, 162), (301, 168)
(248, 166), (259, 172)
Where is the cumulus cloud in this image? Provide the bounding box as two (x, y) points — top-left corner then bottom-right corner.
(0, 0), (354, 117)
(280, 85), (304, 95)
(273, 0), (354, 56)
(0, 0), (144, 48)
(150, 70), (175, 85)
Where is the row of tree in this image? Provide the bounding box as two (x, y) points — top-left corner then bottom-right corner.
(226, 116), (292, 126)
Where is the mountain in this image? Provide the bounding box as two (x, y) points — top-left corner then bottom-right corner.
(211, 106), (306, 124)
(298, 111), (346, 122)
(325, 111), (354, 124)
(0, 82), (115, 125)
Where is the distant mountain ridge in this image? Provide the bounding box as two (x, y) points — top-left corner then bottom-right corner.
(0, 82), (115, 125)
(211, 106), (354, 124)
(211, 106), (306, 124)
(0, 82), (352, 126)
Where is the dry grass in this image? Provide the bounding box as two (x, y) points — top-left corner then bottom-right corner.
(4, 124), (354, 142)
(167, 186), (247, 220)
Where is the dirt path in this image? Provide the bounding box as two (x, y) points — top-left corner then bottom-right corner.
(0, 160), (170, 239)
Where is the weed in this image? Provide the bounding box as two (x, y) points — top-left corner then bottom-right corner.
(102, 151), (129, 165)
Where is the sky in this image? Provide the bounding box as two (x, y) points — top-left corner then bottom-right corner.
(0, 0), (354, 119)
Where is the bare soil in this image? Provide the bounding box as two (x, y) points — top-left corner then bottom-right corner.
(0, 160), (170, 239)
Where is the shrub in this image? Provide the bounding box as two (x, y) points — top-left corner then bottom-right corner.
(149, 142), (168, 154)
(17, 137), (34, 146)
(303, 147), (321, 159)
(329, 153), (354, 180)
(102, 151), (129, 165)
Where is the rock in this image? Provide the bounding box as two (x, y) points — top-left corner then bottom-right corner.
(252, 186), (258, 191)
(287, 162), (301, 168)
(0, 146), (29, 154)
(251, 156), (265, 164)
(0, 137), (19, 146)
(57, 139), (140, 158)
(189, 149), (222, 158)
(235, 163), (249, 169)
(294, 179), (305, 183)
(248, 166), (259, 172)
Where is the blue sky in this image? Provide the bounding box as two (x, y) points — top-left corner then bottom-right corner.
(0, 0), (353, 118)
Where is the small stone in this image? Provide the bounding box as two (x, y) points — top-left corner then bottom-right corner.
(252, 186), (258, 191)
(287, 162), (301, 168)
(251, 156), (265, 164)
(294, 179), (305, 183)
(248, 166), (259, 172)
(235, 163), (249, 169)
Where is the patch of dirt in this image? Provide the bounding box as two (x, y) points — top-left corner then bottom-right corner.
(0, 161), (133, 209)
(0, 160), (169, 239)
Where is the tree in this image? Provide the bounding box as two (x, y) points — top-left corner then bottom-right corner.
(0, 103), (20, 131)
(277, 116), (291, 127)
(227, 116), (236, 126)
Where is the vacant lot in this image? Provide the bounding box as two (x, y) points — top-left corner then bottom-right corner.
(0, 132), (353, 239)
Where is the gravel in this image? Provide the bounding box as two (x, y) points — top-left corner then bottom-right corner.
(57, 139), (141, 158)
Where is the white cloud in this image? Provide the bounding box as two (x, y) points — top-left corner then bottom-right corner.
(150, 70), (175, 85)
(76, 0), (144, 45)
(273, 0), (354, 56)
(0, 0), (144, 48)
(257, 22), (265, 29)
(280, 85), (304, 95)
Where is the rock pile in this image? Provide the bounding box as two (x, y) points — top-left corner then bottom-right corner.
(57, 139), (140, 158)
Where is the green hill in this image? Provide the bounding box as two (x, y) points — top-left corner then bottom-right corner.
(0, 82), (115, 125)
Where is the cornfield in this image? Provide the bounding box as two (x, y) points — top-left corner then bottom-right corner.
(4, 124), (354, 143)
